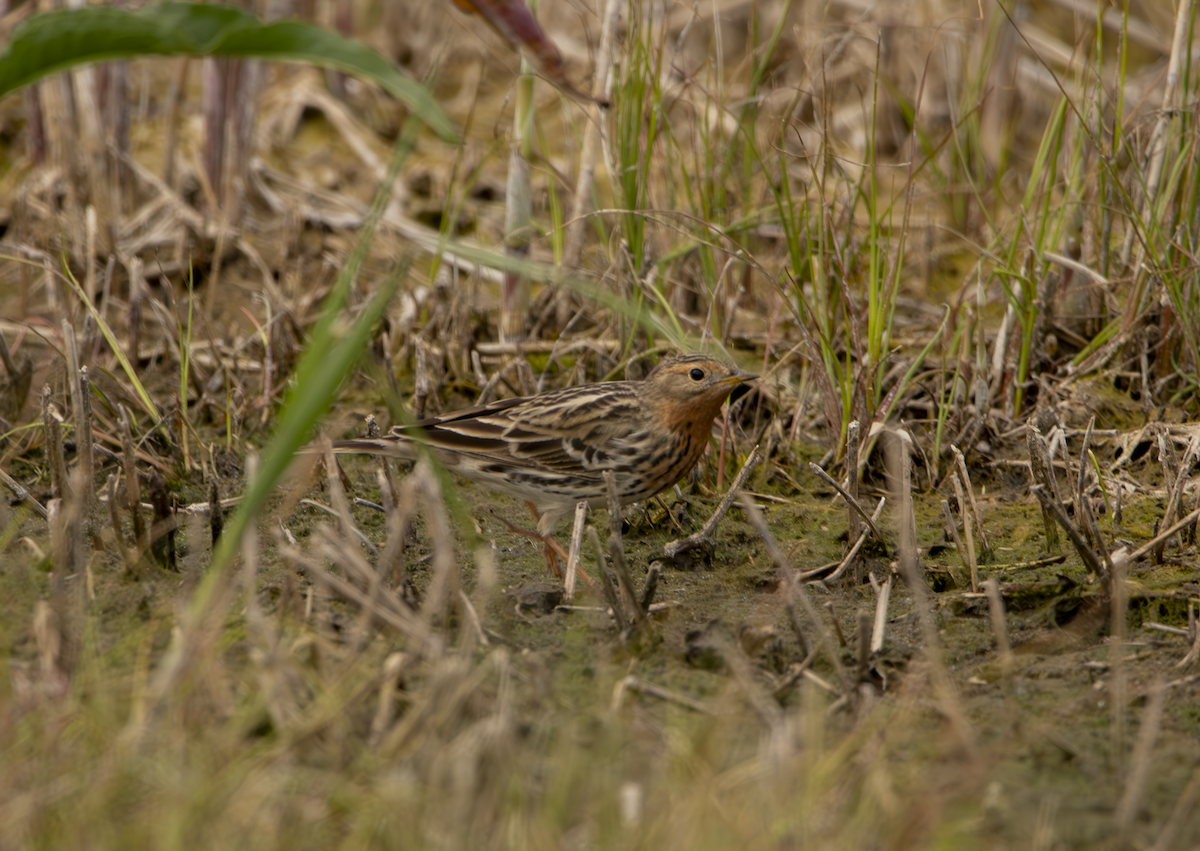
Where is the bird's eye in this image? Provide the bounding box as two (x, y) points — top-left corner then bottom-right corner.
(689, 368), (705, 381)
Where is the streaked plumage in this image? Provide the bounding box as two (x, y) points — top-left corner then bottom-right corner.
(333, 355), (757, 537)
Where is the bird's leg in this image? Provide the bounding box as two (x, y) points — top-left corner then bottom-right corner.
(489, 503), (569, 576)
(525, 502), (571, 574)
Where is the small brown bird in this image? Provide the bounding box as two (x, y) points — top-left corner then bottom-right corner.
(332, 354), (757, 543)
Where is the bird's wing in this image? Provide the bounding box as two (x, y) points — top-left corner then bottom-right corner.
(398, 383), (648, 474)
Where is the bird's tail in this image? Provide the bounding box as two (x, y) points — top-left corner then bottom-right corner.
(328, 437), (416, 459)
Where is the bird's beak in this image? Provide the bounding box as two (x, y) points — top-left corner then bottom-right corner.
(723, 369), (758, 384)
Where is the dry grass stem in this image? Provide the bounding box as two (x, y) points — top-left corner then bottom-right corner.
(42, 385), (67, 500)
(951, 446), (989, 553)
(740, 494), (848, 695)
(1116, 680), (1167, 841)
(75, 367), (94, 509)
(562, 0), (619, 269)
(1151, 764), (1200, 851)
(846, 419), (862, 542)
(871, 572), (892, 654)
(1112, 544), (1129, 771)
(950, 475), (978, 591)
(888, 430), (974, 757)
(603, 470), (646, 626)
(118, 404), (145, 550)
(587, 525), (625, 634)
(612, 675), (713, 715)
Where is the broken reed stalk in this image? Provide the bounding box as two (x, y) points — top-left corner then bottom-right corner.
(48, 491), (84, 675)
(374, 467), (407, 586)
(846, 420), (862, 544)
(639, 563), (661, 612)
(855, 609), (871, 683)
(886, 429), (975, 757)
(107, 474), (136, 575)
(42, 385), (67, 501)
(940, 499), (978, 591)
(808, 461), (883, 541)
(128, 258), (143, 369)
(949, 475), (979, 591)
(207, 478), (224, 546)
(240, 455), (266, 640)
(1111, 540), (1129, 773)
(952, 445), (989, 553)
(824, 601), (847, 648)
(147, 472), (176, 572)
(984, 577), (1018, 726)
(77, 368), (94, 509)
(1078, 492), (1111, 576)
(1027, 424), (1061, 551)
(586, 525), (626, 633)
(1075, 416), (1095, 509)
(84, 208), (96, 331)
(1030, 485), (1106, 576)
(119, 405), (145, 550)
(603, 470), (645, 625)
(1155, 434), (1198, 563)
(891, 430), (919, 580)
(61, 319), (81, 428)
(563, 500), (587, 601)
(983, 578), (1015, 673)
(871, 570), (892, 653)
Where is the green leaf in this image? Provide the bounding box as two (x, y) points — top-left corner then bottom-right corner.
(0, 2), (457, 142)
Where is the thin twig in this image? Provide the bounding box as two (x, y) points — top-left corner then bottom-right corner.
(818, 497), (886, 584)
(0, 468), (48, 519)
(662, 446), (760, 559)
(809, 461), (884, 541)
(563, 500), (587, 601)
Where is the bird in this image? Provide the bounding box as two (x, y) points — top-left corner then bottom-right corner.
(330, 354), (757, 564)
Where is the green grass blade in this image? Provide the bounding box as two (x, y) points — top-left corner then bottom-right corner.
(0, 2), (457, 142)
